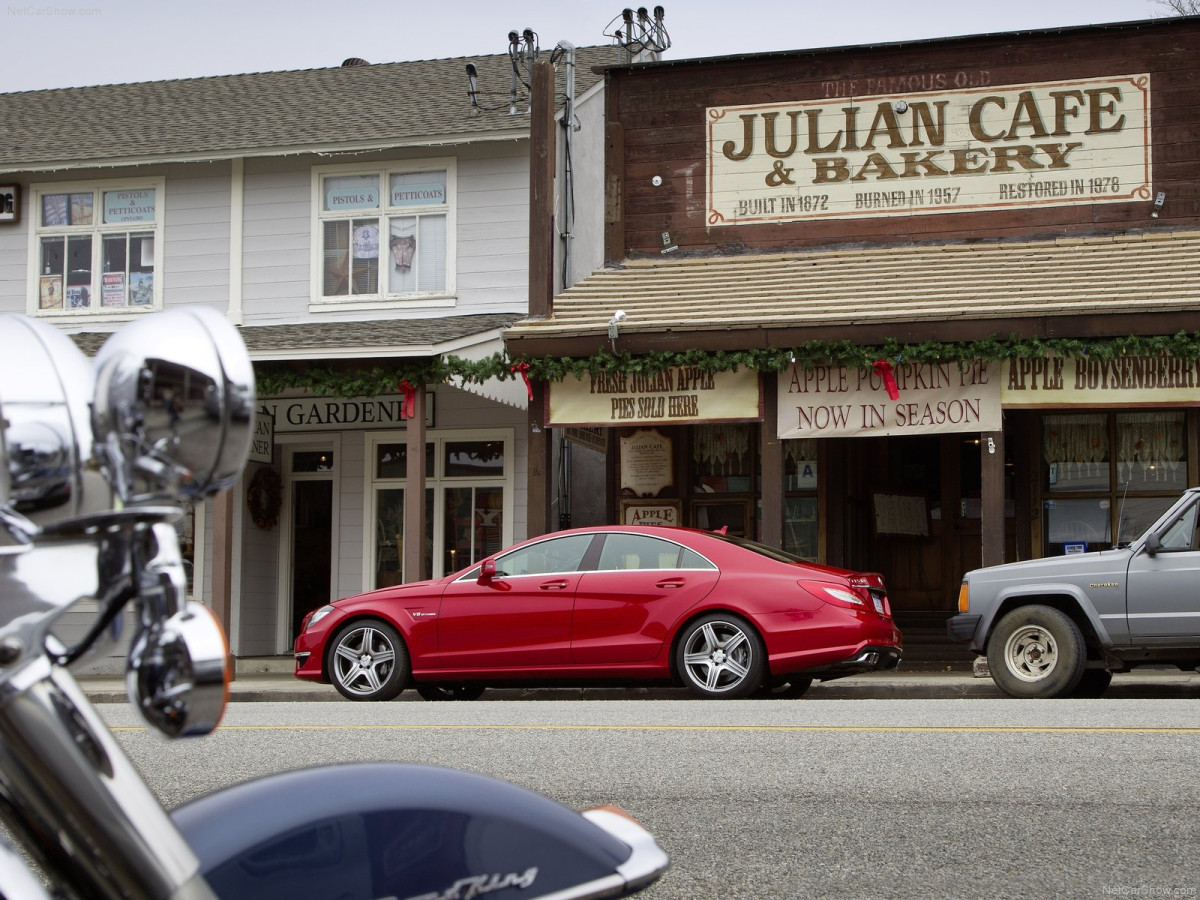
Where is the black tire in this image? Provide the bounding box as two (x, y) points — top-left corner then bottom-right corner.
(327, 618), (409, 701)
(1069, 669), (1113, 698)
(676, 613), (766, 699)
(416, 684), (487, 701)
(757, 677), (814, 699)
(986, 605), (1086, 699)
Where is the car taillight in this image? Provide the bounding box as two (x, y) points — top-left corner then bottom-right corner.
(800, 581), (867, 610)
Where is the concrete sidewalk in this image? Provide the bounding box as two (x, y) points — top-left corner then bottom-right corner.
(78, 658), (1200, 703)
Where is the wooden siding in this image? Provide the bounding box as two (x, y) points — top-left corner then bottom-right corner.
(606, 20), (1200, 260)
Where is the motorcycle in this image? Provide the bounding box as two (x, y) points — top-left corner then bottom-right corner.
(0, 308), (668, 900)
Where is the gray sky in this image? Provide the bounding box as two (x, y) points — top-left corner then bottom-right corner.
(1, 0), (1170, 93)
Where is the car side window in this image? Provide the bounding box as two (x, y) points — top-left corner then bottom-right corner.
(494, 534), (594, 576)
(597, 534), (689, 571)
(1157, 502), (1199, 551)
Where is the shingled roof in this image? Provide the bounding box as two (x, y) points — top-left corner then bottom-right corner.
(0, 45), (618, 171)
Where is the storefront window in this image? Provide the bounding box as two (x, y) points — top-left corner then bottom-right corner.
(783, 438), (818, 560)
(32, 179), (164, 315)
(443, 486), (504, 573)
(369, 432), (510, 586)
(1041, 411), (1187, 555)
(315, 162), (453, 304)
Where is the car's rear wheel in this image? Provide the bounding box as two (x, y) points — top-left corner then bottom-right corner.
(676, 613), (766, 699)
(757, 677), (814, 699)
(987, 605), (1085, 698)
(416, 684), (487, 701)
(328, 618), (409, 701)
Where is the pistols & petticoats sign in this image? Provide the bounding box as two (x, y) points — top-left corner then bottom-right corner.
(707, 74), (1150, 225)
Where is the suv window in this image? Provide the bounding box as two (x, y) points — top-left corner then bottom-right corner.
(1156, 502), (1199, 551)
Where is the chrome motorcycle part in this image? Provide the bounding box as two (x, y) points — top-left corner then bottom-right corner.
(91, 306), (254, 504)
(127, 600), (231, 737)
(0, 314), (109, 543)
(0, 659), (217, 900)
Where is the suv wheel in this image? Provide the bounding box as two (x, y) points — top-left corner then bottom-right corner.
(987, 605), (1085, 699)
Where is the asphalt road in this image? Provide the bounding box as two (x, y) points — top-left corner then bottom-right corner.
(102, 698), (1200, 900)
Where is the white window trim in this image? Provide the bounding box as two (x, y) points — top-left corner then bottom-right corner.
(363, 428), (514, 588)
(309, 158), (457, 312)
(26, 176), (166, 321)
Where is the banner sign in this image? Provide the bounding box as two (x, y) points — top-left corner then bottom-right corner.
(549, 367), (761, 427)
(1002, 356), (1200, 407)
(707, 74), (1151, 225)
(778, 361), (1002, 439)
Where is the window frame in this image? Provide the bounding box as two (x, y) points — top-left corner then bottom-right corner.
(27, 176), (166, 319)
(310, 158), (457, 312)
(364, 428), (512, 587)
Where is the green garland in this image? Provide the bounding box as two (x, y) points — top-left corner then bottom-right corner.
(254, 331), (1200, 398)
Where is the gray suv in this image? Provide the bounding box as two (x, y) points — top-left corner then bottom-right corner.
(948, 487), (1200, 698)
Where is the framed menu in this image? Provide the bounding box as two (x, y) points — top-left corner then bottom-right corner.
(871, 493), (930, 537)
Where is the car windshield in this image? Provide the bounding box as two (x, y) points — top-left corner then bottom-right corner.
(705, 531), (809, 564)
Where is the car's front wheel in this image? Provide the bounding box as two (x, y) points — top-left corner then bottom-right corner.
(328, 618), (409, 701)
(676, 613), (766, 699)
(987, 605), (1085, 698)
(416, 684), (487, 701)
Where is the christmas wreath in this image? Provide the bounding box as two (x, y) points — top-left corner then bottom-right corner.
(247, 467), (282, 531)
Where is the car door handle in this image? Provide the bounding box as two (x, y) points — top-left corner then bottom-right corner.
(655, 579), (685, 589)
(540, 580), (570, 590)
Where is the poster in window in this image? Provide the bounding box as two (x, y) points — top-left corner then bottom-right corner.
(38, 275), (63, 309)
(352, 224), (379, 259)
(139, 237), (154, 267)
(41, 194), (68, 227)
(102, 273), (126, 307)
(129, 272), (154, 306)
(66, 286), (91, 309)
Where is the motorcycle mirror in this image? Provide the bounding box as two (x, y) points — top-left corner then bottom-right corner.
(126, 601), (230, 737)
(91, 306), (254, 504)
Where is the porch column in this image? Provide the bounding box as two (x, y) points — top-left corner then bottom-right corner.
(980, 428), (1006, 567)
(760, 375), (783, 548)
(211, 488), (235, 665)
(404, 385), (427, 582)
(527, 381), (551, 537)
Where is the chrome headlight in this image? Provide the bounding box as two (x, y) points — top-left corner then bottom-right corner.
(91, 306), (254, 504)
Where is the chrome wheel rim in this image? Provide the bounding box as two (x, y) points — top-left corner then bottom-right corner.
(1003, 624), (1058, 682)
(332, 625), (396, 697)
(682, 620), (753, 693)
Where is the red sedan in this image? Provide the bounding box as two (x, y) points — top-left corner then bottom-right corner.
(293, 525), (902, 701)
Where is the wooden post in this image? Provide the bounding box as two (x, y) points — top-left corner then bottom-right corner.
(980, 429), (1006, 568)
(211, 487), (235, 671)
(525, 59), (555, 536)
(404, 385), (427, 581)
(760, 376), (783, 548)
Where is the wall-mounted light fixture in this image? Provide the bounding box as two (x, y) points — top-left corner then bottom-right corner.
(608, 310), (627, 351)
(1151, 191), (1166, 218)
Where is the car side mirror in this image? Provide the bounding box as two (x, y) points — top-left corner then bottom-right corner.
(1144, 533), (1161, 556)
(478, 558), (496, 582)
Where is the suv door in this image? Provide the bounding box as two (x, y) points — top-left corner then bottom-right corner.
(1126, 496), (1200, 642)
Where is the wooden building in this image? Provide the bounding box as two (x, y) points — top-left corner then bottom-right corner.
(504, 16), (1200, 623)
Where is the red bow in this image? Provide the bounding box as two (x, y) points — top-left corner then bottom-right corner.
(873, 360), (900, 400)
(510, 361), (533, 401)
(398, 380), (416, 418)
